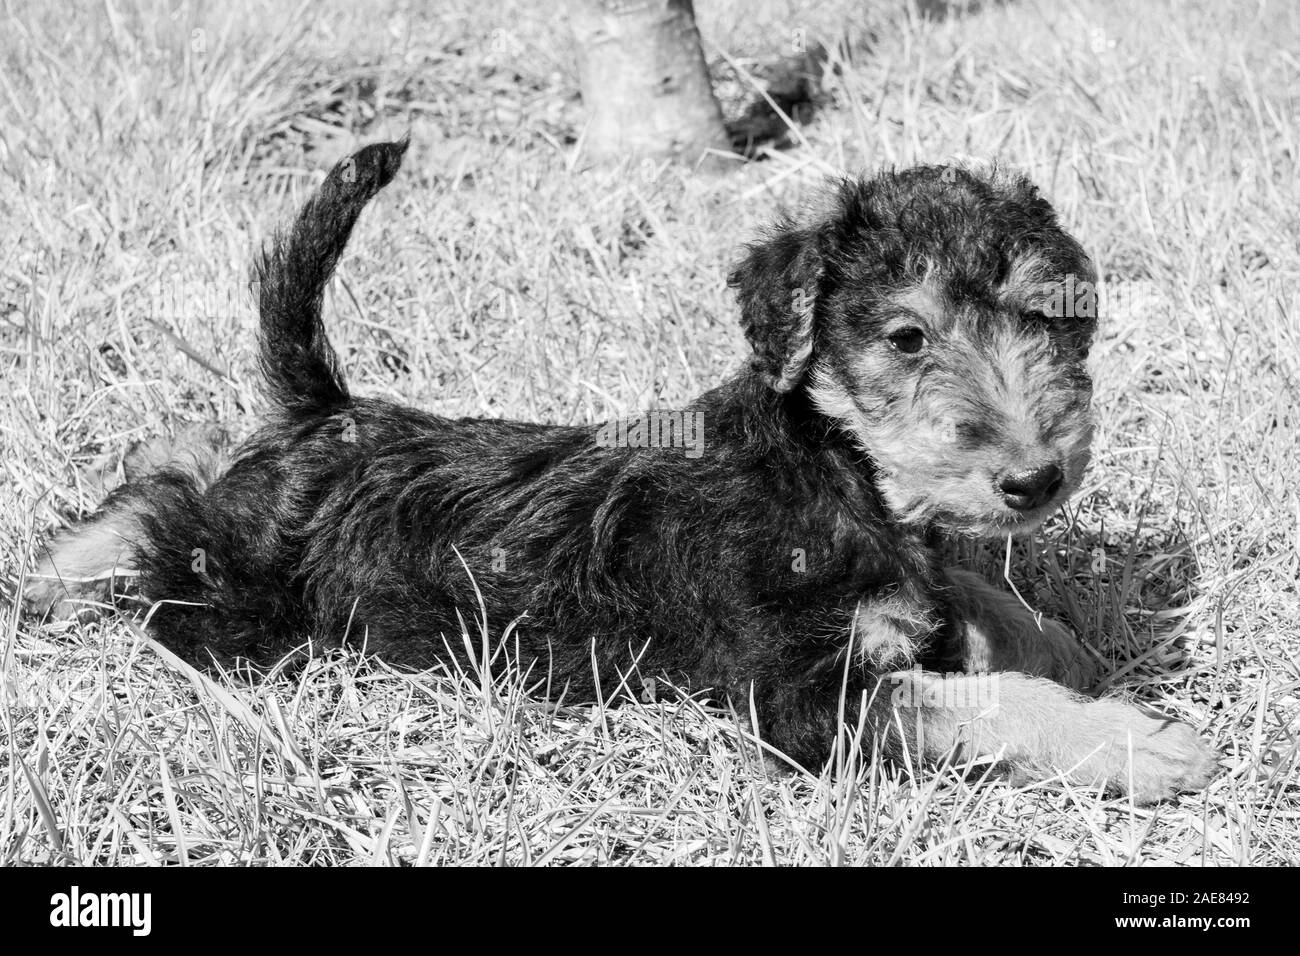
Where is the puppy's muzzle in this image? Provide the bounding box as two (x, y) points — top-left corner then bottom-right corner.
(997, 463), (1064, 511)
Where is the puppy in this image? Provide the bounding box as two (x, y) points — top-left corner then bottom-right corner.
(25, 140), (1215, 802)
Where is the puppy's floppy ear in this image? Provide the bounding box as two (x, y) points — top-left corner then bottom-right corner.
(728, 224), (824, 393)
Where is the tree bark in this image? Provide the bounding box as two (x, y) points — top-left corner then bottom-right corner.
(568, 0), (730, 164)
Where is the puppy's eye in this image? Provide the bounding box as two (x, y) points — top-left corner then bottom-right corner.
(888, 327), (925, 354)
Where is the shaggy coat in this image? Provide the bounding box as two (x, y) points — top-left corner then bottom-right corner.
(26, 141), (1216, 800)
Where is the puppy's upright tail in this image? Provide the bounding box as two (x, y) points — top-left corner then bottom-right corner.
(254, 138), (409, 412)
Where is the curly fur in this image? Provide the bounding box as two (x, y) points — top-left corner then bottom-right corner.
(25, 144), (1216, 800)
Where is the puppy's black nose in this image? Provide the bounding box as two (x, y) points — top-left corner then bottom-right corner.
(999, 464), (1064, 511)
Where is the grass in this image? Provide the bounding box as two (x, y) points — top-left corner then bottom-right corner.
(1, 0), (1297, 865)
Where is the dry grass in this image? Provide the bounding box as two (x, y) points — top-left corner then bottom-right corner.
(2, 0), (1297, 865)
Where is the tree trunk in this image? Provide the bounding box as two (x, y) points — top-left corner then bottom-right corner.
(568, 0), (730, 164)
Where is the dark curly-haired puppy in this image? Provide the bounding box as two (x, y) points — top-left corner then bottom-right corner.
(26, 140), (1215, 802)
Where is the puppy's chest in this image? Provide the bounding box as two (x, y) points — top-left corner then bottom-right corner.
(849, 585), (944, 670)
(756, 525), (943, 668)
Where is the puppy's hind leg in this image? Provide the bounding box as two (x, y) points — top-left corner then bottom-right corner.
(23, 426), (230, 622)
(23, 488), (148, 621)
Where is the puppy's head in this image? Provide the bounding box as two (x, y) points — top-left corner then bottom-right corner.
(729, 164), (1097, 536)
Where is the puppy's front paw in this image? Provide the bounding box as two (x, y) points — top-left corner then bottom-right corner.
(1114, 717), (1217, 803)
(1072, 702), (1217, 804)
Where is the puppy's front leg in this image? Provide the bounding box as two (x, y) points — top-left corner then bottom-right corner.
(873, 669), (1216, 803)
(944, 568), (1098, 692)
